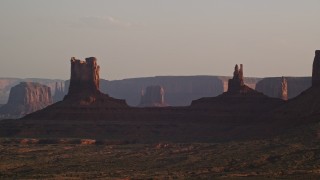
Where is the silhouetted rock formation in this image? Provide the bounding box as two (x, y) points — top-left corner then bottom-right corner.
(312, 50), (320, 87)
(227, 64), (244, 93)
(0, 82), (52, 118)
(22, 57), (128, 120)
(280, 77), (288, 101)
(53, 82), (65, 103)
(60, 57), (127, 106)
(191, 64), (283, 115)
(0, 58), (285, 142)
(223, 64), (263, 96)
(139, 85), (168, 107)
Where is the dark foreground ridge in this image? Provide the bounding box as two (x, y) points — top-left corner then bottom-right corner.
(0, 52), (319, 143)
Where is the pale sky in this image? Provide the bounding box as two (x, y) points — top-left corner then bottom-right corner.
(0, 0), (319, 80)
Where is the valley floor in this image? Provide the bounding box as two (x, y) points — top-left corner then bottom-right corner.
(0, 124), (320, 180)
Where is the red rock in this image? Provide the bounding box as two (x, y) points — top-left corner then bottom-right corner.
(255, 77), (310, 100)
(66, 57), (100, 98)
(280, 77), (288, 101)
(0, 82), (53, 117)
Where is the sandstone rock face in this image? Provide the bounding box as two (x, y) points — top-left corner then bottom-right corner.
(63, 57), (104, 104)
(0, 82), (53, 117)
(0, 78), (64, 104)
(280, 77), (288, 101)
(255, 77), (311, 99)
(312, 50), (320, 87)
(53, 82), (65, 103)
(139, 85), (168, 107)
(68, 57), (100, 96)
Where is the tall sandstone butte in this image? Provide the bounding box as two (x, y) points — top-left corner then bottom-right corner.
(64, 57), (101, 102)
(312, 50), (320, 87)
(0, 82), (52, 117)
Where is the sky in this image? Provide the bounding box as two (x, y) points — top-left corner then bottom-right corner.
(0, 0), (319, 80)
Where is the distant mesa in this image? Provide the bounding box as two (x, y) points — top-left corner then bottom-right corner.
(53, 82), (65, 103)
(255, 77), (310, 100)
(138, 85), (168, 107)
(0, 82), (52, 118)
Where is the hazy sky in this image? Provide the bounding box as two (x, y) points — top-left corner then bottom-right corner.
(0, 0), (319, 80)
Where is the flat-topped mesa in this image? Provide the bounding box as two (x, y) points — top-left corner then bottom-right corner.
(280, 76), (288, 101)
(227, 64), (245, 93)
(312, 50), (320, 87)
(67, 57), (100, 97)
(0, 82), (53, 117)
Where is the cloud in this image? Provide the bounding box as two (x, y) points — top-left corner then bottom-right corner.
(79, 16), (132, 28)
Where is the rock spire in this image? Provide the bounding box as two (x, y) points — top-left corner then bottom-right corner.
(227, 64), (244, 93)
(312, 50), (320, 87)
(280, 76), (288, 101)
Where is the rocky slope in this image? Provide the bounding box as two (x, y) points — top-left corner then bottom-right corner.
(0, 82), (53, 118)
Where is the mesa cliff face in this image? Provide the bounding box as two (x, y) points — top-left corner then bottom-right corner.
(0, 78), (64, 104)
(255, 77), (311, 100)
(0, 82), (53, 117)
(139, 85), (168, 107)
(52, 82), (65, 103)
